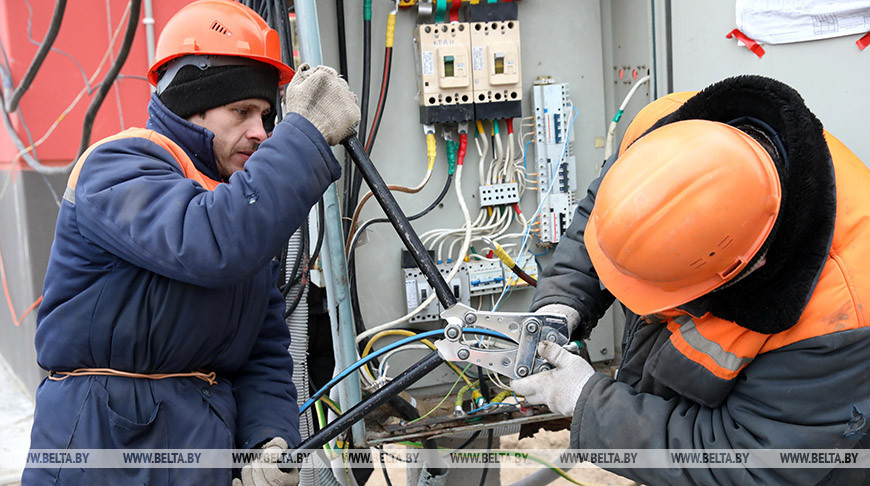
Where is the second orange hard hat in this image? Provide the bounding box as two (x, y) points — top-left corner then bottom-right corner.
(585, 119), (782, 315)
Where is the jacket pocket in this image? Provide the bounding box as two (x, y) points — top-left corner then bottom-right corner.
(68, 379), (165, 449)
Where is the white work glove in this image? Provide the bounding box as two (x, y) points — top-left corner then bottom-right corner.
(536, 303), (581, 337)
(511, 341), (595, 416)
(232, 437), (299, 486)
(282, 63), (360, 145)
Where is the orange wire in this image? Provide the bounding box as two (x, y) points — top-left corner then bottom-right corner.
(0, 243), (42, 326)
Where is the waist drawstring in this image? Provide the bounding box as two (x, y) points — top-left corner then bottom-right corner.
(49, 368), (217, 386)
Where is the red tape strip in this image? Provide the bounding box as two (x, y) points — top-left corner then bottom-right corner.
(857, 32), (870, 51)
(726, 29), (765, 58)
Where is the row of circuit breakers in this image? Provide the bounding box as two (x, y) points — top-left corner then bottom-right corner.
(404, 3), (581, 322)
(414, 3), (522, 123)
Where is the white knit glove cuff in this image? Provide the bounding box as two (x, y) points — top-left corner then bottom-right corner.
(536, 303), (581, 336)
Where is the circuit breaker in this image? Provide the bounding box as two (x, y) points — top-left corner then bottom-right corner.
(532, 77), (577, 245)
(469, 2), (522, 120)
(414, 23), (474, 123)
(403, 252), (470, 323)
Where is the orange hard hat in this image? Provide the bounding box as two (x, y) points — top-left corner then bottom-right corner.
(585, 120), (781, 315)
(147, 0), (294, 86)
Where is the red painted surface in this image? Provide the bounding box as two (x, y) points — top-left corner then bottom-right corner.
(0, 0), (188, 169)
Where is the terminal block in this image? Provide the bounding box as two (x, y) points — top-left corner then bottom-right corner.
(478, 182), (519, 207)
(414, 22), (474, 123)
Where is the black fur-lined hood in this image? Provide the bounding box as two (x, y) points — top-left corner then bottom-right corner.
(639, 75), (837, 334)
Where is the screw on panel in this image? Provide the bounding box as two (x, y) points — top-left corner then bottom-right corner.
(457, 348), (470, 360)
(516, 366), (529, 377)
(464, 312), (477, 324)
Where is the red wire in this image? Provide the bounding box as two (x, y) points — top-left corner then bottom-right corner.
(506, 117), (514, 135)
(458, 133), (468, 165)
(449, 0), (461, 21)
(365, 47), (392, 153)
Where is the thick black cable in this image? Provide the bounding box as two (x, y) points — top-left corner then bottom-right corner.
(346, 13), (375, 353)
(284, 351), (445, 464)
(377, 447), (394, 486)
(284, 236), (310, 318)
(309, 197), (326, 266)
(273, 0), (295, 70)
(478, 429), (494, 486)
(364, 44), (392, 154)
(358, 16), (372, 155)
(5, 0), (67, 113)
(454, 430), (481, 451)
(281, 232), (305, 297)
(335, 0), (349, 80)
(77, 0), (141, 158)
(335, 0), (355, 239)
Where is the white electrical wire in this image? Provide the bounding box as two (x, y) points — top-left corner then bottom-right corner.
(603, 74), (651, 161)
(356, 164), (473, 344)
(376, 344), (431, 384)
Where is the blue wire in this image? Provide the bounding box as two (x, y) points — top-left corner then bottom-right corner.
(522, 139), (533, 169)
(300, 327), (511, 414)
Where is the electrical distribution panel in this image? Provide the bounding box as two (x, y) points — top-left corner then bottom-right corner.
(414, 3), (522, 123)
(532, 78), (577, 245)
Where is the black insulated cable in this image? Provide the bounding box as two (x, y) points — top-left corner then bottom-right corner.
(273, 0), (295, 69)
(77, 0), (141, 159)
(280, 351), (445, 468)
(5, 0), (67, 113)
(478, 429), (494, 486)
(509, 264), (537, 287)
(309, 197), (326, 266)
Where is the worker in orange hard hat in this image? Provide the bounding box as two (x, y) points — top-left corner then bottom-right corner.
(25, 1), (358, 485)
(513, 75), (870, 485)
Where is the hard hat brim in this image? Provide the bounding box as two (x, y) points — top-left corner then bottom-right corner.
(585, 215), (732, 316)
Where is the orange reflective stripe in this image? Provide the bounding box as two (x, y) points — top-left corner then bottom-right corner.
(65, 128), (220, 202)
(667, 314), (762, 380)
(618, 91), (697, 157)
